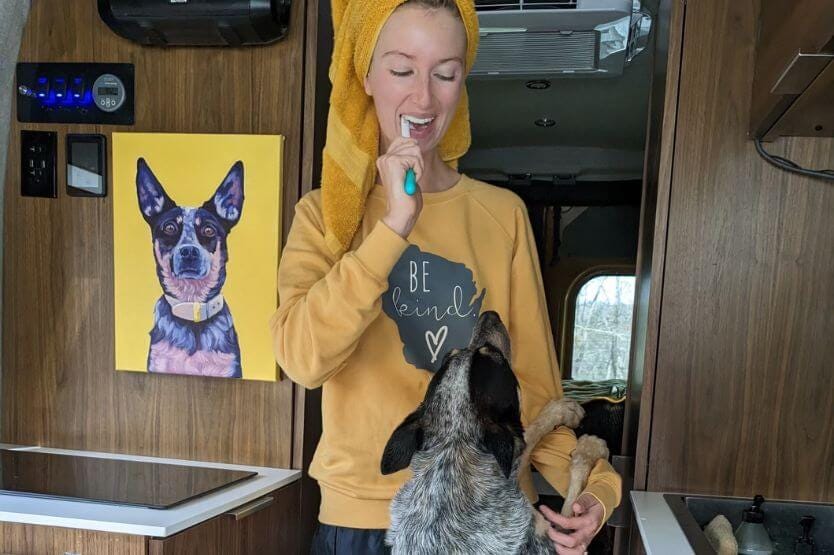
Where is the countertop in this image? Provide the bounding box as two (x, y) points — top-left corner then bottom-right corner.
(630, 490), (696, 555)
(0, 444), (301, 537)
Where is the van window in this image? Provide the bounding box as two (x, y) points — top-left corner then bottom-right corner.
(570, 274), (635, 381)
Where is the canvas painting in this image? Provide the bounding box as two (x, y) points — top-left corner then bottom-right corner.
(113, 133), (283, 381)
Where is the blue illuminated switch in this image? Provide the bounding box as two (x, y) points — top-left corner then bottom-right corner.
(71, 77), (85, 99)
(53, 77), (67, 99)
(34, 76), (49, 99)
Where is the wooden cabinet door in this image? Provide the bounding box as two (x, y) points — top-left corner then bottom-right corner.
(0, 523), (146, 555)
(149, 481), (300, 555)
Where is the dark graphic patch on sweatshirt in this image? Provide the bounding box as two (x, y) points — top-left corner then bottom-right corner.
(382, 245), (486, 373)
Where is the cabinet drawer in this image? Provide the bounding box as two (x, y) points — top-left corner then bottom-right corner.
(149, 481), (300, 555)
(0, 523), (146, 555)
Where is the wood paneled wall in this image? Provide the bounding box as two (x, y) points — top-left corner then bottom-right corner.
(636, 0), (834, 501)
(2, 0), (311, 471)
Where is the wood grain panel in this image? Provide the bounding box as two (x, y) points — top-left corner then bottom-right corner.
(646, 0), (834, 501)
(0, 523), (146, 555)
(3, 0), (308, 470)
(630, 0), (685, 492)
(296, 0), (331, 549)
(148, 482), (300, 555)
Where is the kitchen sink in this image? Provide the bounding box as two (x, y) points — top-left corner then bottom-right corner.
(664, 494), (833, 554)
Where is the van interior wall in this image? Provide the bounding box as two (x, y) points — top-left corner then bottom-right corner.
(636, 0), (834, 502)
(2, 0), (307, 470)
(0, 0), (30, 433)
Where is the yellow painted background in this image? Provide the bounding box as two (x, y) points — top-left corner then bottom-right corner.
(113, 133), (283, 381)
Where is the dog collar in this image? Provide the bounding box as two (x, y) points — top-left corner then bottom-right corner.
(164, 293), (225, 323)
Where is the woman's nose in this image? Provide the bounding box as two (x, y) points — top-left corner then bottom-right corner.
(409, 75), (434, 109)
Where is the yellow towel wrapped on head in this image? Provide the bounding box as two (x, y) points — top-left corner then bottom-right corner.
(322, 0), (480, 254)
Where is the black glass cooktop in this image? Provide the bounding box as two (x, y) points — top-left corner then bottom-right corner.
(0, 449), (258, 509)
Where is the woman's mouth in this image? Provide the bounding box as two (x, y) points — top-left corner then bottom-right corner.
(402, 114), (437, 141)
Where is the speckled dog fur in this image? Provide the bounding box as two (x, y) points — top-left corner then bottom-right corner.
(381, 311), (595, 554)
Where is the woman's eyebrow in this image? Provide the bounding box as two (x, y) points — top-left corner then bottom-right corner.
(382, 50), (415, 59)
(381, 50), (463, 64)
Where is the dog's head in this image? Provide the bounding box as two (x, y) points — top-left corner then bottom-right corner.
(136, 158), (244, 303)
(381, 311), (524, 479)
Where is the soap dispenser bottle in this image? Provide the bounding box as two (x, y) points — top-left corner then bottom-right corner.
(793, 515), (816, 555)
(735, 495), (774, 555)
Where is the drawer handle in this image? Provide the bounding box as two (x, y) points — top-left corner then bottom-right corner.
(224, 495), (274, 520)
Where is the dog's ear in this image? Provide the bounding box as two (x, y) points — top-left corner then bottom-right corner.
(482, 422), (518, 479)
(203, 161), (244, 229)
(380, 408), (424, 475)
(136, 158), (176, 223)
(470, 346), (524, 479)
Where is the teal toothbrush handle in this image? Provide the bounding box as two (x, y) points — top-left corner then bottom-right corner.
(404, 168), (417, 196)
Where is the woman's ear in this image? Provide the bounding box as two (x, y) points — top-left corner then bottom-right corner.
(363, 71), (372, 96)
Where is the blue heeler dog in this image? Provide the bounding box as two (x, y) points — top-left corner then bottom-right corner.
(136, 157), (245, 378)
(381, 311), (609, 554)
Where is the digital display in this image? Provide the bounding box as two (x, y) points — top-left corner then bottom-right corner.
(97, 86), (119, 96)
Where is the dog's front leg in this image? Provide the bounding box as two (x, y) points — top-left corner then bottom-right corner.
(561, 434), (609, 517)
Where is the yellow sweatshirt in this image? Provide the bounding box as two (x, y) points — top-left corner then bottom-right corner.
(270, 175), (622, 529)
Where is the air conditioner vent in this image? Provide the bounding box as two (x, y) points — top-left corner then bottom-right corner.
(471, 31), (597, 76)
(475, 0), (578, 12)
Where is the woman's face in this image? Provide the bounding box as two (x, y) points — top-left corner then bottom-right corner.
(364, 5), (467, 154)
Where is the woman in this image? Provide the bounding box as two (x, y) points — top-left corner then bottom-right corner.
(270, 1), (622, 553)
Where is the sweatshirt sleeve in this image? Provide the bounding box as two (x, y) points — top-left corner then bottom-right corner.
(269, 193), (409, 388)
(507, 204), (623, 527)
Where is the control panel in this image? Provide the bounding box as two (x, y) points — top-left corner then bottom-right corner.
(16, 63), (134, 125)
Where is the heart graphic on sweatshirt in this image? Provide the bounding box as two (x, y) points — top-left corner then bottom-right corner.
(425, 326), (448, 364)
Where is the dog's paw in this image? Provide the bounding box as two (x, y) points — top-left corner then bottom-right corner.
(574, 434), (610, 462)
(548, 398), (584, 429)
(523, 399), (586, 449)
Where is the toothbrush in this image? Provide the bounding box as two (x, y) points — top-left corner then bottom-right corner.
(401, 116), (418, 196)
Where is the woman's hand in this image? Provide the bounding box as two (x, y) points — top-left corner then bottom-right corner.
(378, 137), (424, 238)
(539, 494), (605, 555)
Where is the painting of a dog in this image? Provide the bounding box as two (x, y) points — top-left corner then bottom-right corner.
(112, 132), (283, 382)
(136, 157), (244, 378)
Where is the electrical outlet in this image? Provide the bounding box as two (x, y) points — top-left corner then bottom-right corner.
(21, 130), (57, 198)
